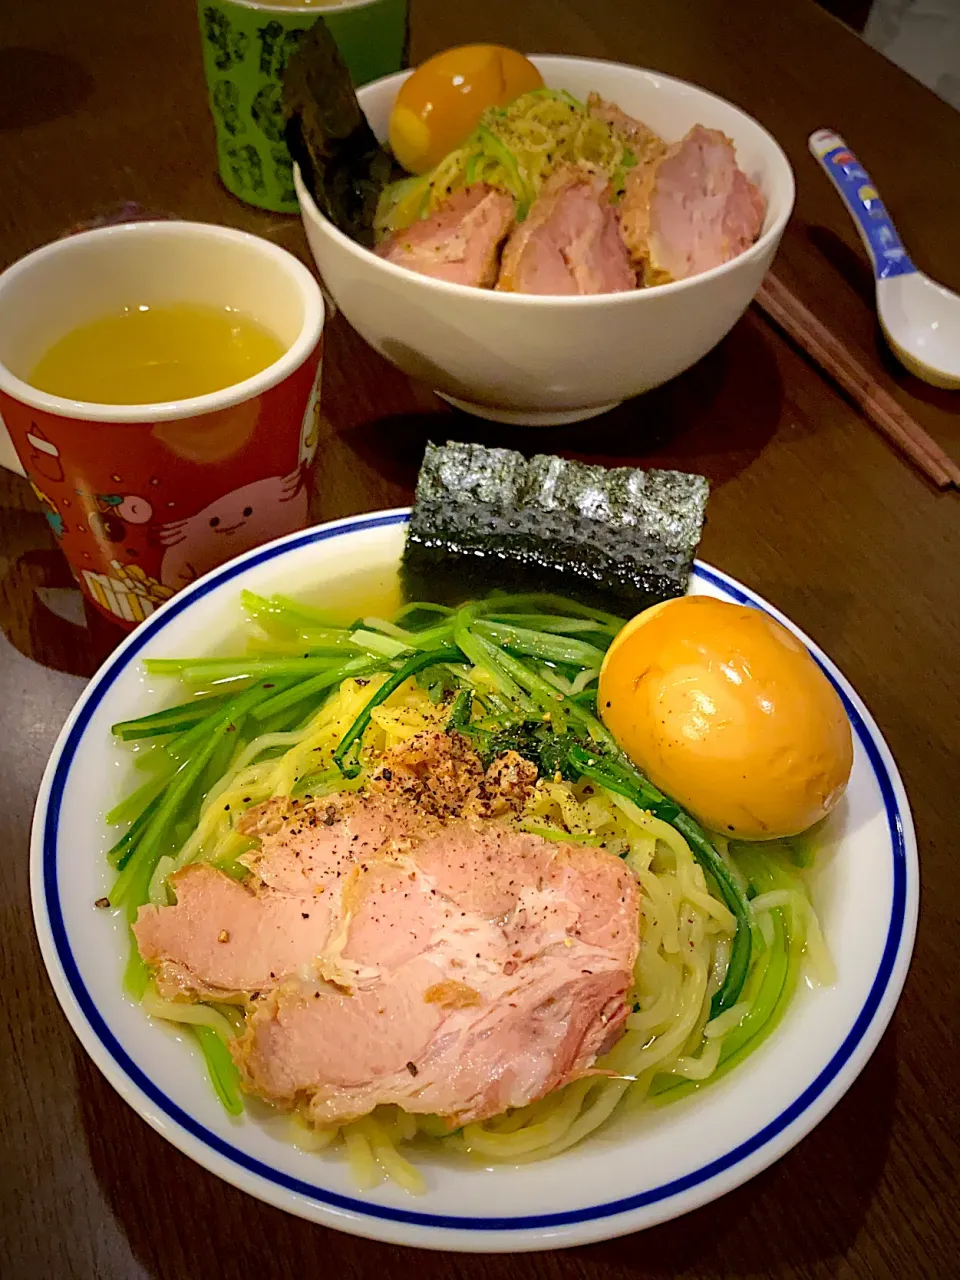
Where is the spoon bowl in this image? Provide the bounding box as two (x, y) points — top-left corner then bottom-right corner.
(877, 271), (960, 389)
(810, 129), (960, 390)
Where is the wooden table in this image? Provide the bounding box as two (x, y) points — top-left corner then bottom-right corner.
(2, 1), (958, 1275)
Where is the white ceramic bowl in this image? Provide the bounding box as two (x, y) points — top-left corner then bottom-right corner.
(31, 510), (917, 1252)
(296, 56), (795, 426)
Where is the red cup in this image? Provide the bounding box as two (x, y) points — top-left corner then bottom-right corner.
(0, 220), (324, 628)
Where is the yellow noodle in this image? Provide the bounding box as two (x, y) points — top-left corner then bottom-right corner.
(344, 1126), (381, 1190)
(703, 1000), (752, 1039)
(459, 1079), (590, 1158)
(141, 983), (237, 1042)
(356, 1115), (427, 1195)
(148, 675), (829, 1192)
(289, 1115), (339, 1152)
(668, 1038), (723, 1081)
(801, 898), (837, 986)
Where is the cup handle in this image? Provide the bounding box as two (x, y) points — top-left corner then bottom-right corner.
(808, 129), (917, 282)
(0, 406), (26, 476)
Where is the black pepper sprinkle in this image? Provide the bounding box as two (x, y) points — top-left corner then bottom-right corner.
(302, 912), (310, 919)
(406, 1061), (418, 1076)
(381, 768), (393, 782)
(94, 896), (110, 909)
(263, 683), (275, 689)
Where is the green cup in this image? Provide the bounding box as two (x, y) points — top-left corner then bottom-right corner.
(197, 0), (409, 213)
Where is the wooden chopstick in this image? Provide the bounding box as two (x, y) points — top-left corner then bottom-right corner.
(754, 271), (960, 491)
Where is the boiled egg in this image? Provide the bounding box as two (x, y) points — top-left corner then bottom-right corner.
(389, 45), (544, 175)
(598, 596), (853, 840)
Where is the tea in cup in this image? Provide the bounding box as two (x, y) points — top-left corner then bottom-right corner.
(0, 219), (325, 627)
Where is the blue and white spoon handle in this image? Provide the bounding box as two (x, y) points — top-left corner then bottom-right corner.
(809, 129), (917, 281)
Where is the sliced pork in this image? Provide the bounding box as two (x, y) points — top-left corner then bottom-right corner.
(235, 822), (638, 1124)
(496, 166), (636, 296)
(133, 732), (641, 1125)
(133, 863), (331, 1002)
(376, 184), (516, 287)
(587, 92), (666, 169)
(619, 124), (766, 285)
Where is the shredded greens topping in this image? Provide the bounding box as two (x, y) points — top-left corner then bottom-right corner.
(374, 89), (636, 238)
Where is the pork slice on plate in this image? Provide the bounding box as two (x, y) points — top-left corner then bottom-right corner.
(132, 734), (537, 1005)
(376, 183), (516, 287)
(619, 124), (767, 284)
(237, 791), (428, 896)
(133, 864), (333, 1002)
(233, 820), (640, 1124)
(133, 732), (641, 1126)
(496, 166), (636, 296)
(587, 92), (666, 168)
(134, 793), (413, 999)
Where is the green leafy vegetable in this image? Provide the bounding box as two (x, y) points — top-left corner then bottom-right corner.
(567, 746), (752, 1016)
(333, 646), (462, 778)
(193, 1025), (244, 1116)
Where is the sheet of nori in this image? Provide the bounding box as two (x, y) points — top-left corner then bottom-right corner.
(401, 442), (710, 613)
(282, 19), (393, 247)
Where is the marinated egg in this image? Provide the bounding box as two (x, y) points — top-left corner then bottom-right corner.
(599, 596), (853, 840)
(389, 45), (544, 175)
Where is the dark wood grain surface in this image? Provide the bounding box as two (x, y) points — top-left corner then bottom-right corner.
(2, 1), (958, 1276)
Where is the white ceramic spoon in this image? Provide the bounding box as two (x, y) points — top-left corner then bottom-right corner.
(810, 129), (960, 389)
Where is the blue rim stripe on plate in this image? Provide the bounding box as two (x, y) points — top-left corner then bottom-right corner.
(41, 510), (908, 1231)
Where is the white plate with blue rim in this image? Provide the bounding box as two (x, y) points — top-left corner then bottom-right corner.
(31, 508), (918, 1252)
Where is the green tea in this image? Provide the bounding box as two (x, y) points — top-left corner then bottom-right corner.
(30, 302), (285, 405)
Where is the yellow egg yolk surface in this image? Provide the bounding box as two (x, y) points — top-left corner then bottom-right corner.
(389, 45), (544, 175)
(599, 596), (853, 840)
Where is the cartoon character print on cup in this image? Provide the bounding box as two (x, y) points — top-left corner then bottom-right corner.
(82, 561), (174, 625)
(115, 494), (154, 524)
(88, 492), (155, 544)
(158, 466), (308, 589)
(29, 480), (67, 538)
(25, 425), (64, 483)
